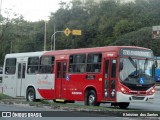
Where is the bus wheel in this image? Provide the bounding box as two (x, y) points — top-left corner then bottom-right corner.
(26, 87), (36, 102)
(85, 90), (100, 106)
(118, 102), (130, 109)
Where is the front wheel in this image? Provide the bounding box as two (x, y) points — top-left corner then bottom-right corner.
(85, 90), (100, 106)
(118, 102), (130, 109)
(26, 87), (36, 102)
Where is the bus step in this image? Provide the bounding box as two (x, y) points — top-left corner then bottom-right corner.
(55, 99), (65, 102)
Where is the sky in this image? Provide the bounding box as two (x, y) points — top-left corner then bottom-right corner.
(0, 0), (134, 22)
(1, 0), (71, 21)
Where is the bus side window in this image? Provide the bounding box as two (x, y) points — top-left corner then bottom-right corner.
(87, 53), (102, 73)
(105, 60), (109, 78)
(27, 57), (39, 74)
(39, 56), (54, 74)
(111, 60), (117, 78)
(5, 58), (16, 75)
(0, 67), (2, 74)
(69, 54), (86, 73)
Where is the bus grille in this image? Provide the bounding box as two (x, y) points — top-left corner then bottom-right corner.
(129, 86), (150, 91)
(122, 83), (154, 91)
(130, 91), (146, 95)
(132, 96), (145, 100)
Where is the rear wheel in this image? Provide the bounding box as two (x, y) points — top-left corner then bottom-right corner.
(118, 102), (130, 109)
(85, 90), (100, 106)
(26, 87), (36, 102)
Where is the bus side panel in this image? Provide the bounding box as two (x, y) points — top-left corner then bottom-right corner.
(0, 71), (3, 93)
(65, 74), (103, 101)
(25, 74), (55, 100)
(65, 74), (85, 101)
(2, 75), (17, 97)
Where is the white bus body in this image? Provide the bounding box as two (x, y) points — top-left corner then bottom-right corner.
(2, 51), (55, 100)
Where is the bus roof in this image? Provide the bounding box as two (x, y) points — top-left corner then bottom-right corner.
(4, 46), (152, 58)
(44, 46), (151, 56)
(5, 51), (46, 58)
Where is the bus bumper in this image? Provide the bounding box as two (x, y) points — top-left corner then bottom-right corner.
(116, 92), (155, 103)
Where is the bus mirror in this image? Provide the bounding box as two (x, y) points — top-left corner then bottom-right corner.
(155, 61), (158, 68)
(120, 62), (123, 71)
(144, 59), (148, 70)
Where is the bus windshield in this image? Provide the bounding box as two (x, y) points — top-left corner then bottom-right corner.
(120, 58), (155, 85)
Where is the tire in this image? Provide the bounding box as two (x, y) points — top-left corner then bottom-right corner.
(26, 87), (36, 102)
(85, 90), (100, 106)
(118, 102), (130, 109)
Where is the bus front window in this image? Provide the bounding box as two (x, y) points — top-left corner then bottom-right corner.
(120, 58), (155, 85)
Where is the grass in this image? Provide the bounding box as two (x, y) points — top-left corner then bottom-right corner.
(49, 102), (130, 112)
(0, 94), (136, 112)
(0, 93), (13, 100)
(40, 100), (52, 105)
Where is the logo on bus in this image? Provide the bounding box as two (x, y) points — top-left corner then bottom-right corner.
(139, 77), (144, 84)
(66, 75), (70, 81)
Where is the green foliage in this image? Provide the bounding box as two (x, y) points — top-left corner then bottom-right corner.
(1, 0), (160, 65)
(111, 27), (152, 47)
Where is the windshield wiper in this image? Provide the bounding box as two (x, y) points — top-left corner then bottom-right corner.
(128, 57), (139, 77)
(129, 57), (137, 68)
(144, 58), (148, 70)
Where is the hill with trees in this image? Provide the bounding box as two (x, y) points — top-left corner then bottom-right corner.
(0, 0), (160, 65)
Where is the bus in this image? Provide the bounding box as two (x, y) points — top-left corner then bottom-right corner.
(0, 66), (3, 93)
(155, 57), (160, 82)
(1, 46), (156, 109)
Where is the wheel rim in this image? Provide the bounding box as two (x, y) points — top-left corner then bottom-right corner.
(28, 92), (34, 102)
(89, 94), (95, 105)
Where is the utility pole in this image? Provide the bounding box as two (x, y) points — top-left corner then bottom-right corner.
(10, 41), (12, 53)
(0, 0), (2, 15)
(44, 20), (47, 51)
(51, 30), (64, 50)
(53, 23), (55, 50)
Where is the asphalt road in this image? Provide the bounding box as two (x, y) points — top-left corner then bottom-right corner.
(72, 91), (160, 111)
(69, 94), (159, 112)
(123, 90), (160, 111)
(0, 90), (160, 119)
(0, 104), (134, 120)
(0, 105), (156, 120)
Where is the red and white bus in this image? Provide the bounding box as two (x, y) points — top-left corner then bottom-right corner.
(1, 46), (156, 108)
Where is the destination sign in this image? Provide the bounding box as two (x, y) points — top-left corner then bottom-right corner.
(120, 48), (154, 58)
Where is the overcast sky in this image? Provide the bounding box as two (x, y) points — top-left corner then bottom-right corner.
(0, 0), (134, 22)
(1, 0), (70, 21)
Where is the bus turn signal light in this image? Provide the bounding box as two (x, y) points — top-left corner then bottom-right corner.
(151, 89), (155, 93)
(121, 87), (126, 94)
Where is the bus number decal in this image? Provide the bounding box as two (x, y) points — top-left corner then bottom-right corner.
(72, 92), (82, 95)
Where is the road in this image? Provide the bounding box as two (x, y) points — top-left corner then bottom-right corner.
(0, 102), (149, 120)
(0, 91), (160, 119)
(0, 104), (132, 120)
(125, 90), (160, 111)
(72, 91), (160, 111)
(71, 91), (160, 111)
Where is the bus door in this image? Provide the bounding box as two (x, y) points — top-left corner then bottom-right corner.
(17, 61), (26, 97)
(55, 60), (67, 99)
(104, 58), (116, 101)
